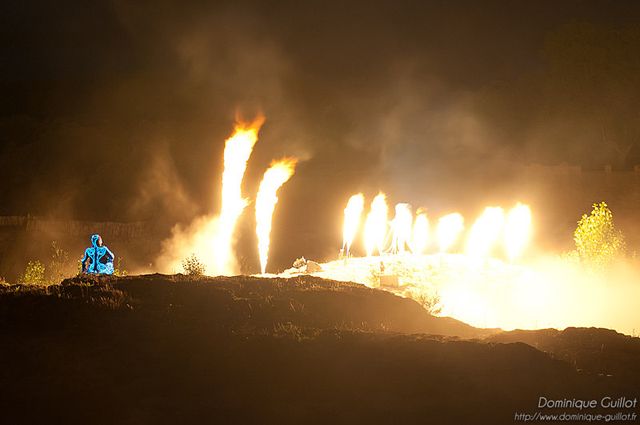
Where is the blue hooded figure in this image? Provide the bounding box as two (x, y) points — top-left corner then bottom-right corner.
(81, 234), (115, 275)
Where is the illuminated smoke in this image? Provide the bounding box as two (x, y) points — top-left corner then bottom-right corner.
(256, 158), (298, 274)
(466, 207), (505, 258)
(437, 213), (464, 252)
(391, 203), (413, 254)
(156, 116), (264, 275)
(363, 193), (388, 256)
(504, 203), (532, 261)
(280, 199), (640, 336)
(411, 211), (430, 254)
(214, 116), (265, 273)
(342, 194), (365, 256)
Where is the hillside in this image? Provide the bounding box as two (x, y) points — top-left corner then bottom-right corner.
(0, 274), (638, 424)
(487, 327), (640, 385)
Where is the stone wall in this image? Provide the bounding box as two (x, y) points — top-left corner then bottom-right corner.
(0, 217), (157, 281)
(0, 216), (150, 240)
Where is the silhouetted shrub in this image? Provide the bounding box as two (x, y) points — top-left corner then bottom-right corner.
(182, 254), (205, 276)
(47, 241), (71, 283)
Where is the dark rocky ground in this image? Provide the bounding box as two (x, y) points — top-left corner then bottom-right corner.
(0, 274), (638, 424)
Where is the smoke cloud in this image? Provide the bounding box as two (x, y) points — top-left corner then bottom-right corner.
(2, 0), (640, 272)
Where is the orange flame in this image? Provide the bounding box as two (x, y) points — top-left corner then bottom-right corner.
(466, 207), (505, 258)
(437, 213), (464, 253)
(214, 115), (265, 274)
(342, 194), (365, 255)
(363, 193), (388, 256)
(256, 158), (298, 274)
(411, 211), (430, 254)
(391, 203), (413, 254)
(504, 203), (532, 261)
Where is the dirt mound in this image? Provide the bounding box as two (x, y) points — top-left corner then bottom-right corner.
(1, 273), (488, 338)
(0, 274), (638, 424)
(487, 327), (640, 385)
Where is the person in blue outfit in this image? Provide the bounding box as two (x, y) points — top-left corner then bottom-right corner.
(81, 234), (115, 275)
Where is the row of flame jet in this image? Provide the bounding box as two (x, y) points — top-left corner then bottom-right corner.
(341, 193), (532, 261)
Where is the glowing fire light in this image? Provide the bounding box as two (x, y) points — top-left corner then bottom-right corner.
(281, 198), (640, 335)
(363, 193), (388, 256)
(466, 207), (505, 258)
(437, 213), (464, 252)
(256, 158), (298, 274)
(391, 203), (413, 254)
(214, 116), (265, 273)
(342, 194), (365, 256)
(411, 212), (430, 254)
(504, 203), (532, 261)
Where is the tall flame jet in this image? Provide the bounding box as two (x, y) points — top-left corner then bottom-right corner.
(466, 207), (505, 257)
(411, 211), (430, 254)
(391, 203), (413, 253)
(364, 193), (388, 256)
(256, 158), (298, 274)
(504, 203), (532, 261)
(437, 213), (464, 252)
(214, 116), (265, 274)
(342, 194), (365, 256)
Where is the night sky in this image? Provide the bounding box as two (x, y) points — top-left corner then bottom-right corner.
(2, 0), (640, 269)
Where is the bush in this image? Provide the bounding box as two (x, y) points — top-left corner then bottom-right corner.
(47, 241), (70, 284)
(574, 201), (625, 267)
(413, 290), (442, 315)
(20, 260), (47, 285)
(113, 257), (128, 277)
(182, 254), (205, 276)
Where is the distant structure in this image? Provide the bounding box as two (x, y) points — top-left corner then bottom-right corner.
(81, 234), (115, 275)
(292, 257), (322, 273)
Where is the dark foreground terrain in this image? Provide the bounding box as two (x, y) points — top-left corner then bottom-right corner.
(0, 274), (638, 424)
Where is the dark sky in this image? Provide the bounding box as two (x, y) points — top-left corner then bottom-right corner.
(2, 0), (640, 269)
